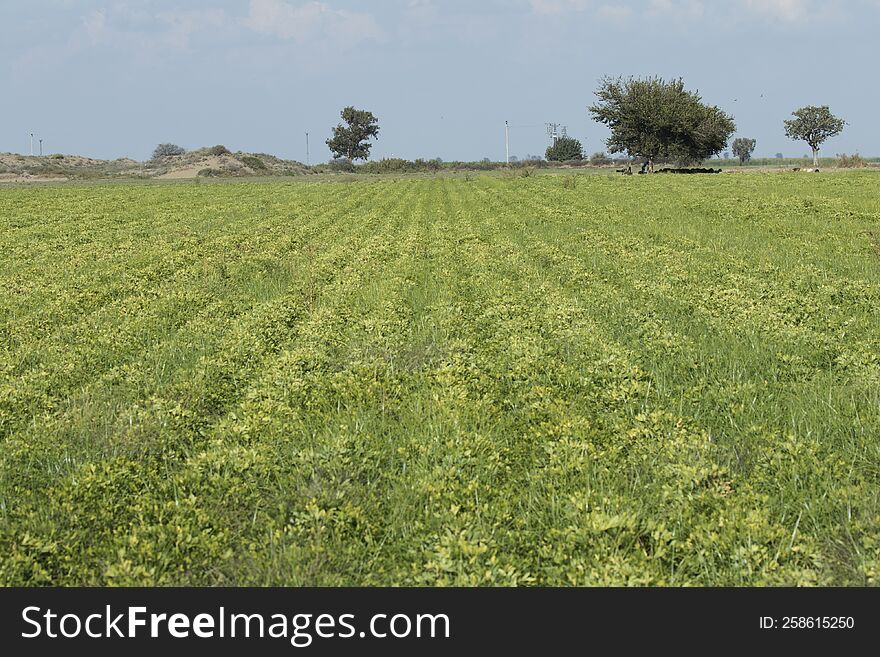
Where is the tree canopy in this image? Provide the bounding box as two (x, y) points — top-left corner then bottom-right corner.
(732, 137), (757, 165)
(589, 77), (735, 168)
(152, 143), (186, 159)
(326, 107), (380, 162)
(545, 136), (583, 162)
(783, 106), (845, 169)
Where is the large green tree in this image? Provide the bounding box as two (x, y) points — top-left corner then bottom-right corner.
(783, 105), (845, 170)
(326, 107), (380, 162)
(589, 77), (735, 171)
(545, 136), (583, 162)
(731, 137), (757, 165)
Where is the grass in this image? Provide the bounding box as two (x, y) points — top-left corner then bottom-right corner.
(1, 171), (879, 586)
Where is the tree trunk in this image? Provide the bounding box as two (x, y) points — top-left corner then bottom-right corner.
(812, 147), (819, 170)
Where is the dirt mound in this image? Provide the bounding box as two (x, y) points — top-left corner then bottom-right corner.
(0, 149), (311, 182)
(152, 150), (311, 179)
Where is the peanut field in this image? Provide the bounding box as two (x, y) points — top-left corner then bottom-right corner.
(1, 172), (879, 586)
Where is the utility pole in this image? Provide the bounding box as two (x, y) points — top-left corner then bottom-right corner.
(305, 132), (310, 166)
(505, 121), (510, 165)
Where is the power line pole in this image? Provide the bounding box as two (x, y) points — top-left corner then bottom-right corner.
(305, 132), (310, 166)
(505, 121), (510, 165)
(546, 123), (568, 146)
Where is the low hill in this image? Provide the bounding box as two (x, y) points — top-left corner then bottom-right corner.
(0, 148), (311, 183)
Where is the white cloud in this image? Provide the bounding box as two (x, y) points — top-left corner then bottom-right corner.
(529, 0), (704, 20)
(528, 0), (592, 15)
(742, 0), (809, 22)
(596, 5), (633, 22)
(157, 9), (231, 49)
(243, 0), (382, 46)
(649, 0), (705, 18)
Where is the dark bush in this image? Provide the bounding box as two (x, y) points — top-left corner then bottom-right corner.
(152, 143), (186, 159)
(207, 145), (231, 156)
(239, 155), (267, 170)
(329, 157), (356, 173)
(546, 137), (583, 162)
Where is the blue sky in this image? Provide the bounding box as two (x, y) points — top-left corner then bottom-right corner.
(2, 0), (877, 162)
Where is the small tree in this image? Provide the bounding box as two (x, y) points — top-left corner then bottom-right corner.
(326, 107), (380, 162)
(783, 106), (845, 170)
(152, 143), (186, 159)
(546, 136), (584, 162)
(731, 137), (757, 165)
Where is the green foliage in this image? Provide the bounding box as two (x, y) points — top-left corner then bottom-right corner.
(589, 76), (736, 165)
(358, 158), (443, 174)
(207, 145), (231, 156)
(328, 157), (356, 173)
(731, 137), (757, 164)
(506, 166), (533, 178)
(546, 137), (584, 162)
(1, 174), (880, 586)
(784, 106), (845, 167)
(784, 106), (846, 150)
(326, 107), (380, 162)
(238, 155), (267, 171)
(152, 143), (186, 159)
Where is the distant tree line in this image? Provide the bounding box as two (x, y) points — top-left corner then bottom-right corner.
(148, 82), (848, 173)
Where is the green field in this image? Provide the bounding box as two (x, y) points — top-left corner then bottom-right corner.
(1, 172), (879, 586)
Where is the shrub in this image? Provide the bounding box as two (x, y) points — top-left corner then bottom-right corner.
(198, 168), (222, 177)
(589, 152), (612, 166)
(207, 145), (231, 156)
(359, 158), (410, 174)
(329, 158), (355, 173)
(357, 158), (443, 175)
(837, 153), (866, 169)
(152, 143), (186, 159)
(50, 154), (65, 160)
(414, 158), (442, 172)
(511, 167), (533, 178)
(239, 155), (267, 171)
